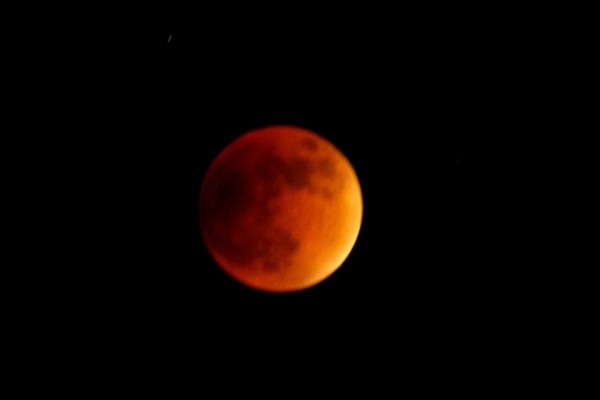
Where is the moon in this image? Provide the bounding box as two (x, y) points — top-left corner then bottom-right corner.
(199, 125), (363, 293)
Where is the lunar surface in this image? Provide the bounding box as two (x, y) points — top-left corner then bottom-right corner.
(199, 125), (362, 293)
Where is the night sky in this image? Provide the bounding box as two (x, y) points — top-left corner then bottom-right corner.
(22, 5), (547, 392)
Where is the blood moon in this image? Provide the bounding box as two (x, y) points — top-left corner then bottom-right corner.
(199, 125), (362, 293)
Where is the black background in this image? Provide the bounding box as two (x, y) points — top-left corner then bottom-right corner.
(15, 4), (555, 393)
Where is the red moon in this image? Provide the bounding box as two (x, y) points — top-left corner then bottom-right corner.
(199, 125), (362, 293)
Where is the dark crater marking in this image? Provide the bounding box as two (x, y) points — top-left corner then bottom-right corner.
(284, 158), (314, 188)
(301, 137), (319, 152)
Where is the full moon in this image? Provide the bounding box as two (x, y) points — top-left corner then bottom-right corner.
(199, 125), (363, 293)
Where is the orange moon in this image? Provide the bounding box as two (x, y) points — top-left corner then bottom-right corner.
(199, 125), (362, 293)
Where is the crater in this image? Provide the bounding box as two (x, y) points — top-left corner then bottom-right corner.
(301, 137), (319, 152)
(316, 157), (337, 178)
(256, 154), (286, 182)
(284, 157), (314, 188)
(261, 228), (300, 272)
(319, 187), (334, 198)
